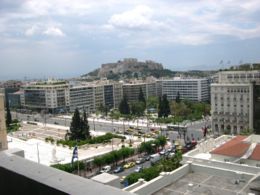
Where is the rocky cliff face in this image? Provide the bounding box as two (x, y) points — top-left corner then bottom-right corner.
(98, 58), (163, 77)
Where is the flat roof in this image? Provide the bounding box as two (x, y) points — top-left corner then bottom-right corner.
(152, 171), (249, 195)
(92, 173), (119, 184)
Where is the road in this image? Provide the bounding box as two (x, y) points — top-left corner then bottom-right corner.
(12, 112), (209, 142)
(107, 159), (153, 189)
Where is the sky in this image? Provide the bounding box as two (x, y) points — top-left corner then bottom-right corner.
(1, 0), (260, 80)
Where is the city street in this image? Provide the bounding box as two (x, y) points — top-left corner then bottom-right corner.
(12, 112), (209, 143)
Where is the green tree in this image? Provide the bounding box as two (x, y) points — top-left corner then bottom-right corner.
(138, 87), (146, 106)
(175, 91), (181, 103)
(81, 110), (91, 139)
(5, 92), (12, 127)
(161, 94), (170, 118)
(158, 96), (163, 118)
(147, 96), (158, 111)
(119, 95), (130, 115)
(68, 109), (90, 141)
(131, 101), (145, 116)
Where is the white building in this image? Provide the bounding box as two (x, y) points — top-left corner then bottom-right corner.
(158, 77), (210, 102)
(211, 70), (260, 134)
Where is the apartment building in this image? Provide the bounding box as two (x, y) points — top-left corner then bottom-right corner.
(0, 92), (7, 151)
(20, 80), (70, 113)
(122, 83), (147, 103)
(69, 85), (95, 113)
(113, 82), (123, 109)
(211, 70), (260, 134)
(159, 77), (210, 102)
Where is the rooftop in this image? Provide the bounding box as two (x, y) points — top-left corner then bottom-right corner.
(250, 144), (260, 161)
(153, 172), (247, 195)
(210, 136), (250, 158)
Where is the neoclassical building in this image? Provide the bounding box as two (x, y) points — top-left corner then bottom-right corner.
(211, 70), (260, 134)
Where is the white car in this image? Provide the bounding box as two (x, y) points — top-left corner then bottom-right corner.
(100, 165), (111, 173)
(135, 166), (143, 173)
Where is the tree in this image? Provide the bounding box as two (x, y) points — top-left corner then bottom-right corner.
(5, 92), (12, 127)
(147, 96), (158, 111)
(175, 91), (181, 103)
(138, 87), (146, 106)
(119, 95), (130, 115)
(68, 108), (90, 141)
(161, 94), (170, 118)
(81, 110), (91, 139)
(131, 101), (145, 116)
(158, 96), (163, 118)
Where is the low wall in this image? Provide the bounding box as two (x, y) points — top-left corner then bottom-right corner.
(191, 163), (254, 181)
(130, 164), (190, 195)
(190, 158), (260, 175)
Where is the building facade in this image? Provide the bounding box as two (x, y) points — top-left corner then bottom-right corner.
(211, 70), (260, 134)
(69, 85), (95, 113)
(21, 80), (70, 113)
(159, 78), (210, 102)
(122, 83), (147, 103)
(0, 93), (8, 151)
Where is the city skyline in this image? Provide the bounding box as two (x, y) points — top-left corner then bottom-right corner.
(1, 0), (260, 80)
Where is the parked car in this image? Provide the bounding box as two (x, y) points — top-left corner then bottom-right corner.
(113, 166), (124, 173)
(159, 149), (167, 155)
(134, 166), (143, 173)
(150, 153), (161, 165)
(123, 162), (135, 169)
(144, 154), (151, 161)
(167, 152), (175, 158)
(100, 165), (111, 173)
(136, 157), (145, 164)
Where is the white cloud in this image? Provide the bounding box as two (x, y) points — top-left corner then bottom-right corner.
(43, 27), (65, 37)
(25, 25), (40, 36)
(108, 5), (156, 30)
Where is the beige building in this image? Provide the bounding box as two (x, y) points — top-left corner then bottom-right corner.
(0, 93), (8, 150)
(211, 70), (260, 134)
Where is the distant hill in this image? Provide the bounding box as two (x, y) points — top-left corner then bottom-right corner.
(82, 58), (217, 81)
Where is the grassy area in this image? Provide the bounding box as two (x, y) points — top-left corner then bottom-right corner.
(7, 119), (21, 133)
(55, 133), (126, 148)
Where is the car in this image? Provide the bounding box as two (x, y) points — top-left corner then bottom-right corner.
(54, 121), (59, 125)
(150, 153), (161, 165)
(159, 149), (167, 155)
(136, 157), (145, 164)
(167, 152), (175, 158)
(144, 155), (151, 161)
(134, 166), (143, 173)
(123, 162), (135, 169)
(100, 165), (111, 173)
(113, 166), (124, 173)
